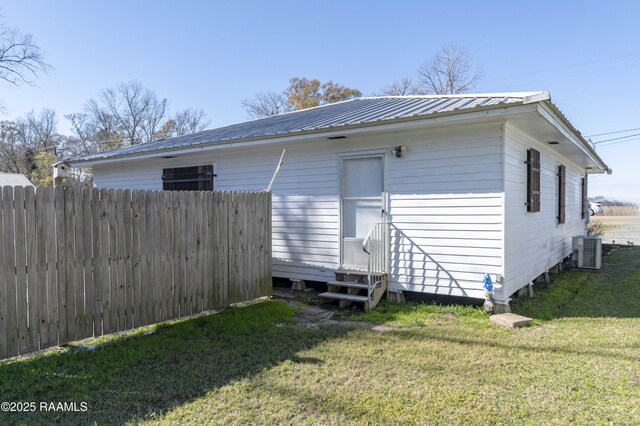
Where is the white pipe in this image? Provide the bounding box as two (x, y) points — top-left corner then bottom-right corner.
(265, 149), (286, 192)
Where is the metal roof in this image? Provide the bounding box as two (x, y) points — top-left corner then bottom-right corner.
(0, 173), (34, 187)
(70, 92), (549, 164)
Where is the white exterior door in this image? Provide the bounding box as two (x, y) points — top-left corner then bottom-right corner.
(341, 155), (384, 268)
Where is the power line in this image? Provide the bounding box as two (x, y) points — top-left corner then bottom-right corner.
(486, 62), (640, 92)
(556, 87), (640, 102)
(481, 51), (640, 85)
(596, 137), (640, 148)
(585, 127), (640, 137)
(593, 133), (640, 145)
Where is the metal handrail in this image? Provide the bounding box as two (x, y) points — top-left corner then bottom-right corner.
(362, 222), (387, 301)
(361, 226), (376, 254)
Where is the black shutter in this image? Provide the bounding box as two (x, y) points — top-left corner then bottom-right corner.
(527, 148), (541, 212)
(162, 165), (214, 191)
(558, 164), (566, 224)
(581, 174), (588, 219)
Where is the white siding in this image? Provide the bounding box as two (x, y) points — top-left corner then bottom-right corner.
(91, 121), (506, 298)
(385, 124), (504, 298)
(503, 123), (587, 298)
(93, 146), (340, 282)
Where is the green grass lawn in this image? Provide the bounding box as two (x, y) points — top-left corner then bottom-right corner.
(1, 250), (639, 425)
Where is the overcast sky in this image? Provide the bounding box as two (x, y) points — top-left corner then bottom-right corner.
(1, 0), (639, 202)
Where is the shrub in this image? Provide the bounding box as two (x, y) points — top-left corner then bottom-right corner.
(587, 220), (606, 237)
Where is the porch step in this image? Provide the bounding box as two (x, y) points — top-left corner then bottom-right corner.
(326, 281), (368, 290)
(318, 292), (369, 303)
(335, 269), (368, 276)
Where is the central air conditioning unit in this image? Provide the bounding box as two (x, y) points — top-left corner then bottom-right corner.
(572, 236), (602, 269)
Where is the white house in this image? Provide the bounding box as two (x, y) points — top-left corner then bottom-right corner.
(67, 93), (610, 311)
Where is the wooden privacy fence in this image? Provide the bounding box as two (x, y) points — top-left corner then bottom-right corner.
(0, 186), (271, 359)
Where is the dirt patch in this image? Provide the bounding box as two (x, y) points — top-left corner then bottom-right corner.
(283, 299), (396, 333)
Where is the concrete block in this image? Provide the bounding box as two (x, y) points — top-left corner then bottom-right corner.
(387, 290), (405, 304)
(517, 283), (535, 298)
(483, 299), (495, 314)
(290, 279), (306, 291)
(494, 302), (511, 314)
(490, 313), (533, 329)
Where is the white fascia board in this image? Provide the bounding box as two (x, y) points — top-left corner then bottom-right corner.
(71, 103), (538, 168)
(537, 102), (610, 173)
(522, 91), (550, 104)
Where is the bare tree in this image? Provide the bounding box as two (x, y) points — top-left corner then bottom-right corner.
(94, 81), (168, 145)
(22, 108), (58, 150)
(0, 21), (50, 87)
(417, 45), (483, 94)
(172, 108), (210, 135)
(154, 108), (210, 139)
(0, 109), (62, 184)
(66, 81), (211, 158)
(65, 113), (103, 155)
(242, 91), (290, 119)
(0, 120), (23, 173)
(379, 76), (425, 96)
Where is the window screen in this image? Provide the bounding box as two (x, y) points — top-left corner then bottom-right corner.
(162, 165), (214, 191)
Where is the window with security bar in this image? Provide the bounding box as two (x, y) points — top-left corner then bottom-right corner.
(162, 165), (214, 191)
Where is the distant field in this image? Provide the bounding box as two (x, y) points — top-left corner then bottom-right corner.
(593, 215), (640, 244)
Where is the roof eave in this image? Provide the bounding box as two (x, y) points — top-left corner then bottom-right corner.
(538, 100), (611, 174)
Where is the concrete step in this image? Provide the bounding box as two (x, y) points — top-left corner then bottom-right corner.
(490, 313), (533, 329)
(318, 292), (369, 303)
(326, 281), (368, 290)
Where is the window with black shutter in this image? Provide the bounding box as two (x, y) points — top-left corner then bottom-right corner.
(581, 174), (588, 219)
(162, 165), (214, 191)
(526, 148), (541, 212)
(557, 164), (566, 224)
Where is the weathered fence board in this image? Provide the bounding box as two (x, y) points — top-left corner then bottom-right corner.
(0, 188), (8, 359)
(44, 187), (57, 347)
(0, 187), (271, 359)
(3, 186), (18, 358)
(25, 187), (37, 353)
(14, 187), (29, 354)
(35, 188), (47, 349)
(90, 189), (102, 337)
